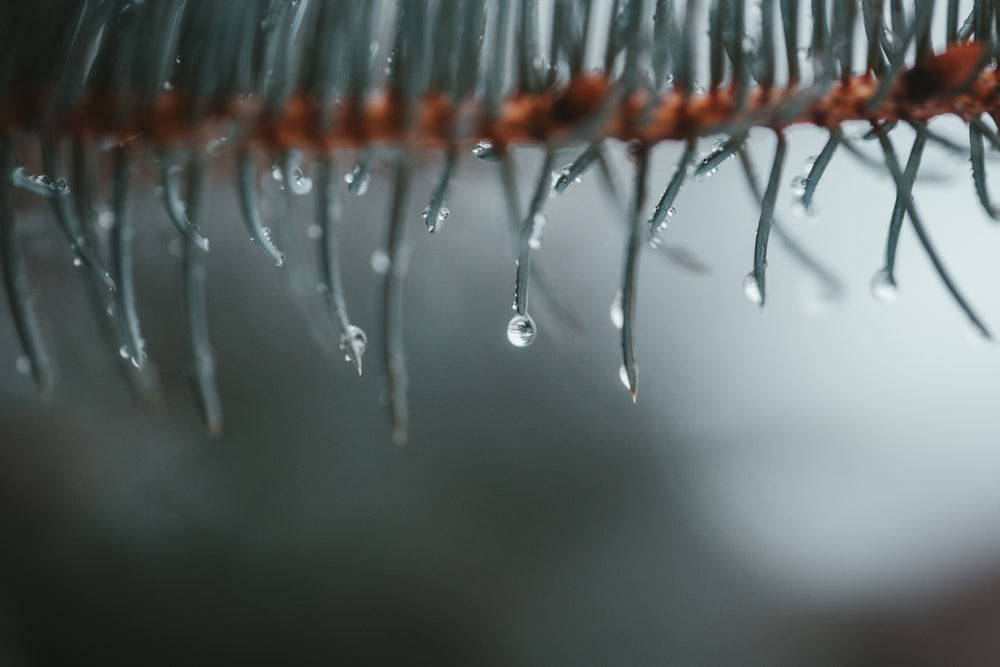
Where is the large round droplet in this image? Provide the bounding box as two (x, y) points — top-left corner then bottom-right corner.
(506, 314), (536, 348)
(870, 269), (898, 304)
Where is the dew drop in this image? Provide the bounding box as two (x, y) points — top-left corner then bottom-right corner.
(118, 345), (129, 359)
(344, 167), (370, 195)
(870, 269), (898, 303)
(15, 356), (31, 376)
(618, 364), (633, 391)
(306, 224), (323, 240)
(72, 257), (83, 268)
(792, 198), (817, 219)
(790, 175), (808, 197)
(370, 249), (391, 274)
(271, 163), (283, 183)
(472, 140), (500, 162)
(528, 212), (546, 250)
(291, 168), (312, 195)
(804, 154), (818, 170)
(339, 325), (368, 358)
(506, 314), (536, 347)
(742, 272), (763, 305)
(97, 208), (114, 229)
(609, 291), (624, 330)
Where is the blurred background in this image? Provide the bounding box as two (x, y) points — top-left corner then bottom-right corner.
(2, 117), (1000, 665)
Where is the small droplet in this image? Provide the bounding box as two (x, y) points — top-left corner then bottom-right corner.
(742, 272), (763, 305)
(15, 356), (31, 376)
(339, 325), (368, 358)
(790, 175), (808, 197)
(291, 168), (312, 195)
(506, 314), (536, 348)
(271, 163), (283, 182)
(870, 269), (898, 303)
(792, 198), (817, 219)
(472, 140), (500, 162)
(370, 249), (391, 274)
(344, 167), (370, 195)
(803, 154), (818, 170)
(50, 178), (69, 195)
(609, 291), (624, 330)
(528, 212), (546, 250)
(72, 257), (83, 268)
(666, 206), (676, 218)
(97, 208), (114, 229)
(618, 364), (633, 391)
(306, 224), (323, 240)
(118, 345), (129, 359)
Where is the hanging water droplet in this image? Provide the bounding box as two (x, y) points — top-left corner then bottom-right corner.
(790, 175), (808, 197)
(618, 364), (632, 391)
(271, 163), (283, 183)
(438, 206), (449, 221)
(609, 291), (624, 330)
(472, 140), (500, 162)
(344, 166), (370, 195)
(370, 249), (391, 274)
(15, 355), (31, 376)
(72, 257), (83, 268)
(118, 345), (129, 359)
(742, 272), (763, 305)
(666, 206), (676, 218)
(506, 313), (536, 347)
(792, 198), (817, 219)
(803, 154), (818, 170)
(870, 269), (898, 303)
(50, 178), (69, 195)
(306, 224), (323, 240)
(291, 168), (312, 195)
(339, 324), (368, 357)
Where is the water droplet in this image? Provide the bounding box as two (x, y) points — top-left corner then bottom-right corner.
(472, 140), (500, 162)
(666, 206), (676, 218)
(118, 345), (129, 359)
(618, 364), (633, 391)
(72, 257), (83, 268)
(339, 325), (368, 358)
(175, 55), (182, 65)
(262, 226), (272, 242)
(609, 291), (624, 330)
(506, 314), (536, 347)
(306, 224), (323, 240)
(804, 154), (818, 170)
(742, 272), (763, 305)
(15, 356), (31, 376)
(344, 166), (370, 195)
(790, 175), (808, 197)
(51, 178), (69, 194)
(370, 249), (391, 274)
(271, 163), (283, 182)
(791, 198), (817, 219)
(97, 208), (114, 229)
(528, 212), (546, 250)
(291, 168), (312, 195)
(421, 204), (451, 231)
(870, 269), (898, 303)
